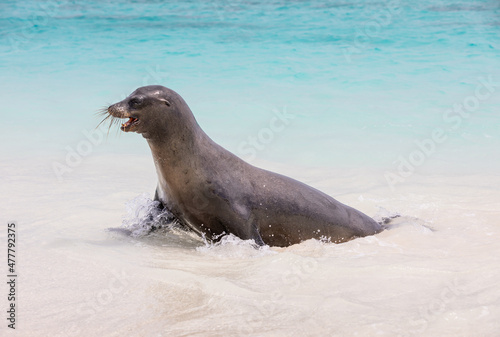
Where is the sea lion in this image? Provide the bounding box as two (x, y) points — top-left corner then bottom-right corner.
(102, 85), (382, 247)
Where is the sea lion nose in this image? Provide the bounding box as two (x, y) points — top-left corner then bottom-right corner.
(107, 103), (124, 117)
(109, 101), (122, 108)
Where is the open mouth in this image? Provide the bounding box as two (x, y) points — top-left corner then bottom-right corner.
(120, 117), (139, 131)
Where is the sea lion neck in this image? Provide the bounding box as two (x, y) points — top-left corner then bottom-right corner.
(144, 109), (219, 184)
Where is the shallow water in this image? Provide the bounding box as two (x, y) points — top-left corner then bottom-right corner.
(2, 157), (500, 336)
(2, 0), (500, 336)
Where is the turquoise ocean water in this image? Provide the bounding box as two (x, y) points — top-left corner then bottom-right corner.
(2, 0), (499, 175)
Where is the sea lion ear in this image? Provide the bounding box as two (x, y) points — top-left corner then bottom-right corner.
(158, 98), (171, 106)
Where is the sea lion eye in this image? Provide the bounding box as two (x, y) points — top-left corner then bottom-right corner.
(158, 98), (171, 106)
(129, 98), (143, 108)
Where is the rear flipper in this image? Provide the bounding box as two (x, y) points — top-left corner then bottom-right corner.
(373, 207), (402, 227)
(375, 210), (436, 232)
(378, 214), (401, 225)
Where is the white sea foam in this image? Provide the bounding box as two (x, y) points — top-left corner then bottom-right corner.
(196, 233), (276, 258)
(120, 193), (177, 237)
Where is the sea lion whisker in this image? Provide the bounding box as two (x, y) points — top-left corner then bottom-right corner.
(96, 114), (111, 129)
(95, 106), (110, 117)
(107, 116), (121, 135)
(113, 117), (122, 136)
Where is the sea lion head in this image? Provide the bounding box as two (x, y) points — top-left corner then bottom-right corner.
(102, 85), (195, 140)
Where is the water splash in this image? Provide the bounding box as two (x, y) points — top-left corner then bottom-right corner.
(121, 193), (178, 237)
(196, 233), (276, 258)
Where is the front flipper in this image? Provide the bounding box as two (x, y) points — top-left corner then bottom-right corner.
(147, 187), (173, 231)
(152, 187), (189, 232)
(153, 187), (164, 208)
